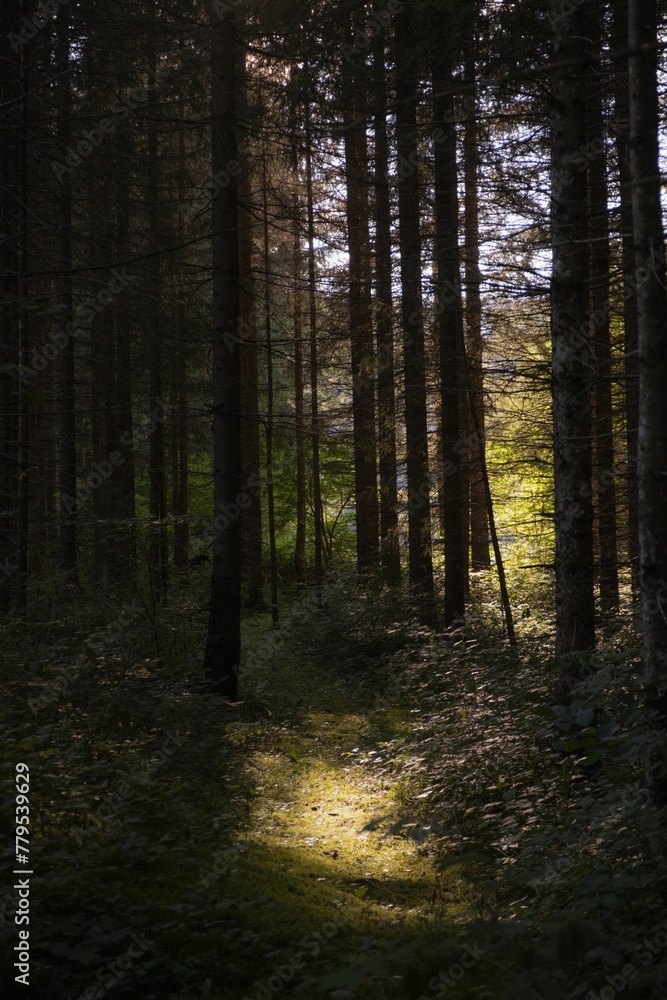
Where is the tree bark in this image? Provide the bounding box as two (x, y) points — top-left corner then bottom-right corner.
(433, 67), (468, 625)
(238, 54), (264, 607)
(628, 0), (667, 806)
(305, 94), (323, 606)
(262, 159), (279, 625)
(395, 6), (434, 598)
(203, 2), (242, 699)
(550, 0), (595, 663)
(174, 102), (190, 580)
(147, 27), (168, 604)
(612, 0), (641, 597)
(586, 2), (619, 615)
(293, 196), (308, 587)
(343, 17), (379, 577)
(373, 27), (401, 587)
(55, 2), (79, 588)
(114, 125), (137, 583)
(463, 52), (490, 572)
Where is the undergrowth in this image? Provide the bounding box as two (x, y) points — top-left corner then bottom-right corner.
(0, 571), (665, 999)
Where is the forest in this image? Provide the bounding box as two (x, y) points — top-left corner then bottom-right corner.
(1, 0), (667, 997)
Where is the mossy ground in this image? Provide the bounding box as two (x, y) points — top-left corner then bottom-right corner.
(180, 616), (476, 1000)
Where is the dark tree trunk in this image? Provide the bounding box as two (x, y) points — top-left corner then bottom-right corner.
(147, 31), (168, 604)
(293, 198), (308, 587)
(627, 0), (667, 806)
(305, 96), (323, 605)
(238, 57), (264, 608)
(373, 27), (401, 587)
(14, 22), (29, 615)
(586, 3), (619, 616)
(343, 18), (379, 577)
(262, 161), (279, 626)
(55, 3), (79, 588)
(114, 129), (137, 583)
(463, 52), (490, 572)
(203, 2), (242, 699)
(395, 6), (434, 598)
(550, 0), (596, 661)
(0, 0), (22, 615)
(612, 0), (641, 597)
(433, 67), (468, 625)
(174, 108), (190, 580)
(90, 178), (116, 587)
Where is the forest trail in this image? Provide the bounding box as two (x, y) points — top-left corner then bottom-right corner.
(214, 629), (473, 1000)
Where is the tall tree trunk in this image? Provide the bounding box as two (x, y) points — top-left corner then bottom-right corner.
(262, 160), (279, 625)
(372, 28), (401, 587)
(173, 104), (189, 580)
(586, 3), (619, 616)
(14, 23), (29, 615)
(293, 197), (308, 587)
(395, 6), (434, 598)
(0, 0), (22, 614)
(55, 3), (79, 588)
(238, 56), (264, 607)
(628, 0), (667, 806)
(203, 2), (241, 699)
(305, 95), (323, 606)
(612, 0), (641, 597)
(463, 52), (490, 572)
(433, 65), (468, 625)
(90, 178), (116, 587)
(147, 29), (168, 603)
(114, 125), (136, 583)
(343, 17), (379, 577)
(550, 0), (595, 663)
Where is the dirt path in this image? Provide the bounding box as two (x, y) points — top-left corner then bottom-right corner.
(215, 642), (470, 1000)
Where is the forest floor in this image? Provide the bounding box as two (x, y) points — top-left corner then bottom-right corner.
(211, 634), (475, 1000)
(2, 578), (666, 1000)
